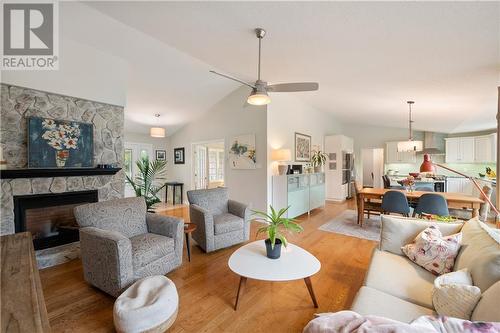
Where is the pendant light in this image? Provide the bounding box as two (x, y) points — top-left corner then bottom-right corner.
(397, 101), (423, 152)
(150, 114), (166, 138)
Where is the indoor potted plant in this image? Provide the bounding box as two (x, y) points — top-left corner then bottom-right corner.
(126, 155), (167, 211)
(253, 206), (303, 259)
(311, 150), (327, 173)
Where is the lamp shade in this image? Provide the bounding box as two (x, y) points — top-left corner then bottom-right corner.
(150, 127), (166, 138)
(271, 149), (291, 162)
(420, 153), (435, 172)
(247, 89), (271, 106)
(397, 140), (423, 153)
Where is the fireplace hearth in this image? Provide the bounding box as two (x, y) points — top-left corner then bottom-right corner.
(14, 190), (98, 250)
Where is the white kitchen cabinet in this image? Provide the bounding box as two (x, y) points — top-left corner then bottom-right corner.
(446, 177), (473, 195)
(386, 142), (416, 164)
(474, 134), (497, 163)
(445, 137), (475, 163)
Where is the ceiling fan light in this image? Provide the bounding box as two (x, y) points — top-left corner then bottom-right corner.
(247, 90), (270, 106)
(150, 127), (166, 138)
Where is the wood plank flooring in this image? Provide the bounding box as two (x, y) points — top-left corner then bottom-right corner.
(39, 200), (377, 333)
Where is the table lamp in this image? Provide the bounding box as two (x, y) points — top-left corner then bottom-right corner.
(271, 149), (291, 175)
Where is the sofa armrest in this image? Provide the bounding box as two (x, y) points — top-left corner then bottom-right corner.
(146, 213), (184, 260)
(79, 227), (134, 296)
(380, 215), (463, 256)
(228, 199), (249, 220)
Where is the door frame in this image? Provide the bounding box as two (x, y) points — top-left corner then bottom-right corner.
(190, 139), (226, 191)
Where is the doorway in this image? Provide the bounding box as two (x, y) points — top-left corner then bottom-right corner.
(124, 142), (154, 197)
(361, 148), (384, 188)
(192, 140), (225, 190)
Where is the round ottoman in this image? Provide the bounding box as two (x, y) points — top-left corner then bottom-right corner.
(113, 276), (178, 333)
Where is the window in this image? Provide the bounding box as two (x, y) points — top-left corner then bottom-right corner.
(124, 149), (133, 179)
(208, 148), (224, 182)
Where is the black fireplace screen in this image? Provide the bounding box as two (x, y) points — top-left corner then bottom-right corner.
(14, 190), (98, 250)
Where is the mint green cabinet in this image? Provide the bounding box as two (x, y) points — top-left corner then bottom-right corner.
(272, 173), (325, 218)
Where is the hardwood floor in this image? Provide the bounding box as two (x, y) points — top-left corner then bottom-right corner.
(39, 200), (377, 333)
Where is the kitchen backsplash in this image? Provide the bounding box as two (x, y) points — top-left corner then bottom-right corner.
(385, 162), (496, 178)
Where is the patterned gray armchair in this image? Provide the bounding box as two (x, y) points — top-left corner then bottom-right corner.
(74, 197), (183, 297)
(187, 187), (250, 253)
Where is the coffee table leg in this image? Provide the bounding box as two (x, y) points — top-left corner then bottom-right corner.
(304, 277), (318, 308)
(234, 276), (247, 310)
(185, 232), (191, 262)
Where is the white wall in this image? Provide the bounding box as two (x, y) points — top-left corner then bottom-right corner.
(166, 87), (268, 211)
(267, 94), (342, 207)
(1, 39), (128, 107)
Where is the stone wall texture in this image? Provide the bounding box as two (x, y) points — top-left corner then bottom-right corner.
(0, 83), (125, 267)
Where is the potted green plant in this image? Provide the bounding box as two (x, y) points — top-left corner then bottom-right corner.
(253, 206), (303, 259)
(311, 150), (327, 173)
(126, 155), (167, 211)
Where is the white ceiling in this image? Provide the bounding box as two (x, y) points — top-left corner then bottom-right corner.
(78, 2), (499, 134)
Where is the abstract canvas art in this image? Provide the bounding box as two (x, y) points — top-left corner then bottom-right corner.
(295, 132), (311, 162)
(229, 134), (256, 169)
(28, 117), (93, 168)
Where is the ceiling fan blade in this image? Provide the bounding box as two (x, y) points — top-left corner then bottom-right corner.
(209, 70), (255, 89)
(267, 82), (319, 92)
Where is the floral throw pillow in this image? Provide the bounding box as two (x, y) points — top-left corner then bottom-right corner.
(401, 225), (462, 275)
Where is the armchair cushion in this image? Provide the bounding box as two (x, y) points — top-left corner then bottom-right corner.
(130, 234), (174, 271)
(214, 213), (244, 235)
(187, 187), (228, 215)
(75, 197), (148, 238)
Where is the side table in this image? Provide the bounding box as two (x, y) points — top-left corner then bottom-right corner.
(165, 182), (184, 205)
(184, 223), (197, 262)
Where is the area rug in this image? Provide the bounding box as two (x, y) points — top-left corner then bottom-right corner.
(318, 210), (381, 241)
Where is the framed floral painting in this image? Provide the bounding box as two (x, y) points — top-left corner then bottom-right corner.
(28, 117), (94, 168)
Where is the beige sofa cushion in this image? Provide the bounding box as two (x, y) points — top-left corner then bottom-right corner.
(454, 218), (500, 291)
(471, 281), (500, 322)
(380, 215), (463, 256)
(351, 286), (435, 323)
(364, 249), (435, 308)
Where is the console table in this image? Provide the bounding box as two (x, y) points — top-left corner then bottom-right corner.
(165, 182), (184, 205)
(1, 232), (50, 332)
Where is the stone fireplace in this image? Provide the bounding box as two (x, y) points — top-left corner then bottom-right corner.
(14, 190), (98, 250)
(1, 83), (125, 268)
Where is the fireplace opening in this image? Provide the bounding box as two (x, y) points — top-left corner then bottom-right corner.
(14, 190), (98, 250)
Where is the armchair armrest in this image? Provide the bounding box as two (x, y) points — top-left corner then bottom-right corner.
(79, 227), (133, 297)
(228, 199), (250, 220)
(380, 215), (463, 256)
(189, 204), (214, 251)
(146, 213), (184, 261)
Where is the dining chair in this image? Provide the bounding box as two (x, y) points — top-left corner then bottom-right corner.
(414, 182), (435, 192)
(381, 190), (410, 217)
(413, 193), (449, 217)
(353, 181), (383, 227)
(383, 175), (405, 190)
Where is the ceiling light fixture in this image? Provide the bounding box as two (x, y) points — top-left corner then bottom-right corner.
(397, 101), (423, 152)
(150, 114), (166, 138)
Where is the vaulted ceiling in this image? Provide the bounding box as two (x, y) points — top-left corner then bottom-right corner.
(15, 2), (500, 135)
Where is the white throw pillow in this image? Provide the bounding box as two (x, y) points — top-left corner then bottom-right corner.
(432, 268), (481, 320)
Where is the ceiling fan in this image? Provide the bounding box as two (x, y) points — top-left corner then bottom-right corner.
(210, 28), (319, 106)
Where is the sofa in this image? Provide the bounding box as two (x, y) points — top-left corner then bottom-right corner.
(187, 187), (250, 253)
(74, 197), (184, 297)
(350, 215), (500, 323)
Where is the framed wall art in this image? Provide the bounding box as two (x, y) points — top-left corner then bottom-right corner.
(294, 132), (311, 162)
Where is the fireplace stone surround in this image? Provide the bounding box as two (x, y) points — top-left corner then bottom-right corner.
(1, 83), (125, 268)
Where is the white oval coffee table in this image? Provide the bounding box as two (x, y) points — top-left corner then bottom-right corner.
(228, 240), (321, 310)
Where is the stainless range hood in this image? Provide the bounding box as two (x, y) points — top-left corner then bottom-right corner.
(420, 132), (445, 155)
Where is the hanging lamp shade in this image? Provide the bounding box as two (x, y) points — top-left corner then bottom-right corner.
(150, 127), (165, 138)
(397, 101), (423, 152)
(420, 153), (435, 173)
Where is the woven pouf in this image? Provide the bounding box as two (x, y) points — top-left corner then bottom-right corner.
(113, 276), (179, 333)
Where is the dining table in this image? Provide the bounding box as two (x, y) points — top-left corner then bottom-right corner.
(357, 187), (484, 225)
